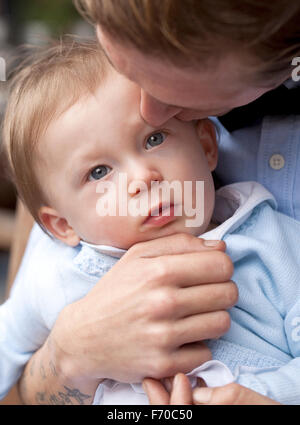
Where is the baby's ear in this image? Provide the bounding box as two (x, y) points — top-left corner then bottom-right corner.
(196, 119), (218, 171)
(38, 206), (80, 247)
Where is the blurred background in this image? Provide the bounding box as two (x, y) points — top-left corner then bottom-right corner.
(0, 0), (94, 303)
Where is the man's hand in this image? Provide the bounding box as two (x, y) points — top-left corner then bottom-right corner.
(18, 233), (237, 404)
(52, 233), (236, 385)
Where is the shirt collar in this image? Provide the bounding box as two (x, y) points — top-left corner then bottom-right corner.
(283, 78), (300, 90)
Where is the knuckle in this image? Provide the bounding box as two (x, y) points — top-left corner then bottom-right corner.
(177, 232), (195, 245)
(151, 356), (175, 379)
(147, 323), (174, 348)
(144, 288), (177, 319)
(155, 288), (178, 315)
(143, 287), (178, 319)
(151, 259), (171, 284)
(142, 298), (156, 319)
(159, 324), (175, 348)
(126, 241), (144, 256)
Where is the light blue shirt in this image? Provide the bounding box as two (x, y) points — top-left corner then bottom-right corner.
(1, 182), (300, 404)
(214, 81), (300, 220)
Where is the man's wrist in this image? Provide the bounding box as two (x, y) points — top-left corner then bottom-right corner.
(48, 305), (102, 393)
(32, 335), (99, 405)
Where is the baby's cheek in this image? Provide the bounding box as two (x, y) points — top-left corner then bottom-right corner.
(85, 214), (135, 248)
(90, 214), (120, 245)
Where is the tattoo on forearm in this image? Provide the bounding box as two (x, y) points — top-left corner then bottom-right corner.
(27, 346), (92, 405)
(62, 386), (91, 404)
(36, 386), (91, 405)
(49, 360), (58, 377)
(36, 392), (46, 404)
(49, 393), (67, 405)
(40, 363), (46, 380)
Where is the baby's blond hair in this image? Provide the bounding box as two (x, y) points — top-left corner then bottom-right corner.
(3, 38), (108, 226)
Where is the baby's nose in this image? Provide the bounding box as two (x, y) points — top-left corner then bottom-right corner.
(128, 167), (163, 197)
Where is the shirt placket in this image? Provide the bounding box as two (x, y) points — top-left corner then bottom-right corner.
(257, 115), (297, 218)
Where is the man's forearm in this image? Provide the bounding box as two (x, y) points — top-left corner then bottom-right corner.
(18, 337), (98, 405)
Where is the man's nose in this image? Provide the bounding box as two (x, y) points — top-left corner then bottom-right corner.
(127, 162), (163, 197)
(140, 89), (182, 126)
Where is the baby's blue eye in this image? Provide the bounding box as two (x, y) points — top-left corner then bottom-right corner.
(88, 165), (112, 181)
(145, 132), (167, 150)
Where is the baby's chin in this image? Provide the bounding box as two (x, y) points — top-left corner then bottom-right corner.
(84, 217), (210, 251)
(118, 223), (206, 250)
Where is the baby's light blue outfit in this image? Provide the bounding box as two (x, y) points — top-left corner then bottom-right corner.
(1, 182), (300, 404)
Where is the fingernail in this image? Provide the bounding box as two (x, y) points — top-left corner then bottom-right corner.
(193, 387), (213, 404)
(203, 240), (220, 247)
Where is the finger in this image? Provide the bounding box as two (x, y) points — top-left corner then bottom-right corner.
(142, 378), (170, 404)
(170, 373), (193, 405)
(167, 342), (212, 376)
(127, 233), (226, 258)
(175, 281), (238, 318)
(172, 311), (231, 346)
(193, 383), (281, 405)
(147, 250), (233, 287)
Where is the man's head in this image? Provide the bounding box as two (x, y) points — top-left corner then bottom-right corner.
(4, 38), (218, 250)
(76, 0), (300, 125)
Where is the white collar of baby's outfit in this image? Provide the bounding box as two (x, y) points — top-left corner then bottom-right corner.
(80, 181), (276, 258)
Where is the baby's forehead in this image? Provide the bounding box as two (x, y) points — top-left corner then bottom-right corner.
(39, 95), (95, 151)
(37, 89), (114, 166)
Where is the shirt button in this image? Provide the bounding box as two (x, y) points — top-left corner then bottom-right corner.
(269, 154), (285, 170)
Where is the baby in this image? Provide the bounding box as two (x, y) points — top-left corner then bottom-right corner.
(1, 39), (300, 405)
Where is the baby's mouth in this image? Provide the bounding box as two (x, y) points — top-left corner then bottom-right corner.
(142, 202), (176, 227)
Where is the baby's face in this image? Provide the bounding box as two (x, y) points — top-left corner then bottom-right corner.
(37, 68), (217, 249)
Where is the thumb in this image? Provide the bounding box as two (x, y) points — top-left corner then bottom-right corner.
(127, 233), (226, 259)
(193, 383), (281, 405)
